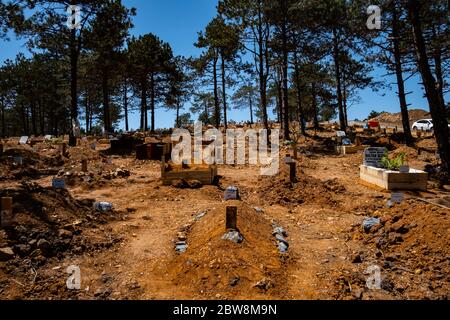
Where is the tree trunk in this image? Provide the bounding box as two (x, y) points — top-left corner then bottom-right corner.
(123, 81), (129, 132)
(150, 72), (155, 133)
(332, 28), (346, 132)
(281, 7), (290, 139)
(432, 27), (445, 108)
(213, 53), (220, 128)
(1, 95), (5, 137)
(176, 101), (180, 128)
(204, 100), (209, 125)
(102, 69), (110, 134)
(408, 0), (450, 172)
(85, 96), (89, 134)
(69, 28), (79, 146)
(140, 78), (147, 132)
(257, 1), (268, 130)
(343, 79), (348, 127)
(39, 99), (45, 135)
(293, 53), (306, 135)
(248, 93), (254, 124)
(21, 103), (27, 135)
(31, 101), (37, 135)
(276, 73), (283, 125)
(221, 52), (228, 130)
(311, 83), (319, 130)
(392, 1), (413, 145)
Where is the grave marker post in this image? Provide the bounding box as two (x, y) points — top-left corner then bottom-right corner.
(226, 206), (237, 230)
(81, 159), (88, 172)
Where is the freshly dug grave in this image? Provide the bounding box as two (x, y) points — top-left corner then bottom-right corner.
(258, 162), (342, 207)
(0, 182), (127, 299)
(333, 199), (449, 300)
(57, 159), (131, 189)
(0, 147), (64, 181)
(0, 182), (124, 260)
(169, 201), (289, 299)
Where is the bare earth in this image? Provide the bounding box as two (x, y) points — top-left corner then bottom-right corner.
(0, 130), (448, 300)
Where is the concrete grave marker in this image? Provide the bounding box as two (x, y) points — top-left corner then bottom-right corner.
(224, 186), (239, 201)
(19, 136), (29, 145)
(1, 197), (13, 228)
(391, 192), (404, 204)
(52, 178), (66, 189)
(336, 131), (346, 137)
(364, 147), (386, 168)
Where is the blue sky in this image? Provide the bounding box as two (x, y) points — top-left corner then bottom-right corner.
(0, 0), (440, 130)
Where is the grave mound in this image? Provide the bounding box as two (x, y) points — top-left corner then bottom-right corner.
(169, 201), (289, 299)
(0, 182), (123, 262)
(258, 162), (342, 207)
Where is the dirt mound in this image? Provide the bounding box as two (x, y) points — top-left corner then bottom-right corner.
(371, 109), (429, 123)
(168, 201), (289, 299)
(0, 182), (123, 263)
(258, 162), (341, 207)
(57, 161), (131, 189)
(0, 147), (64, 180)
(334, 199), (449, 300)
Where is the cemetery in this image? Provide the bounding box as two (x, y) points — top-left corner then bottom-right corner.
(0, 124), (448, 301)
(0, 0), (448, 305)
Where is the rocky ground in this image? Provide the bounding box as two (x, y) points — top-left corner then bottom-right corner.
(0, 130), (448, 300)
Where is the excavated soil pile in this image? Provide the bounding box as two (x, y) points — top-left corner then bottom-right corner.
(169, 201), (289, 299)
(0, 147), (64, 181)
(0, 182), (123, 263)
(334, 199), (449, 300)
(371, 109), (429, 123)
(258, 162), (342, 207)
(57, 160), (131, 189)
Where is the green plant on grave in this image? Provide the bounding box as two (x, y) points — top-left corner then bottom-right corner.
(381, 151), (406, 171)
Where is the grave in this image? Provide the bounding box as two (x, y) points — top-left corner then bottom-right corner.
(136, 142), (171, 161)
(110, 135), (143, 155)
(360, 165), (428, 191)
(1, 197), (13, 228)
(360, 147), (427, 191)
(337, 144), (369, 155)
(160, 157), (218, 186)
